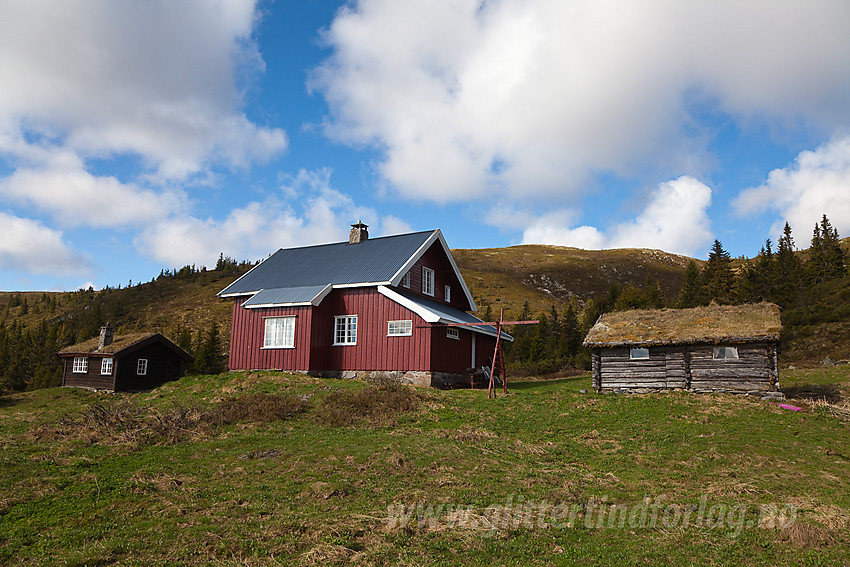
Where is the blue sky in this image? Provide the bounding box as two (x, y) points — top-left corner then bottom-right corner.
(1, 0), (849, 292)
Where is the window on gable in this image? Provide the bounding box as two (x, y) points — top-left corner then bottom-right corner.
(422, 267), (434, 296)
(444, 285), (451, 302)
(334, 315), (358, 345)
(264, 316), (295, 348)
(387, 320), (412, 336)
(402, 272), (411, 288)
(630, 348), (650, 360)
(137, 359), (148, 376)
(101, 358), (113, 375)
(72, 357), (88, 373)
(713, 346), (739, 360)
(446, 327), (459, 340)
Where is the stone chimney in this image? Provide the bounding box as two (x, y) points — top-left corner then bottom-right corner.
(349, 220), (369, 244)
(98, 323), (114, 350)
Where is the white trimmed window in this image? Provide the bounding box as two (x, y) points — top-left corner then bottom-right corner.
(630, 348), (650, 360)
(402, 272), (411, 288)
(713, 346), (739, 360)
(137, 359), (148, 376)
(72, 357), (88, 373)
(101, 358), (113, 375)
(334, 315), (358, 345)
(444, 285), (451, 302)
(447, 327), (459, 340)
(422, 267), (434, 296)
(264, 316), (295, 348)
(388, 320), (412, 336)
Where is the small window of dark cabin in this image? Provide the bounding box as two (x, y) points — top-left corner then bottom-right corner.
(712, 346), (739, 360)
(630, 348), (649, 360)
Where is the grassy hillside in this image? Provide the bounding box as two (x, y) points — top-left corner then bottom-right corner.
(1, 368), (848, 565)
(3, 241), (850, 373)
(454, 245), (694, 318)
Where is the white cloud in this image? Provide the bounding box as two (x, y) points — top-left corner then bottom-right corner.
(0, 0), (286, 180)
(521, 176), (713, 257)
(0, 146), (185, 228)
(311, 0), (850, 203)
(0, 212), (91, 276)
(134, 169), (414, 267)
(734, 136), (850, 240)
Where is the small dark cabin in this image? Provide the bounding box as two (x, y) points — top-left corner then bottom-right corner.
(583, 303), (781, 393)
(58, 324), (193, 391)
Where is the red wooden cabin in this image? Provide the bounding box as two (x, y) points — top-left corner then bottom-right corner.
(218, 222), (511, 387)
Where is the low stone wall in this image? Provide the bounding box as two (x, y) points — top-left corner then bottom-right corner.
(307, 369), (467, 389)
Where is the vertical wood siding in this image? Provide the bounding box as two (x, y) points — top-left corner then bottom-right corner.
(403, 242), (472, 311)
(61, 356), (116, 390)
(228, 297), (313, 370)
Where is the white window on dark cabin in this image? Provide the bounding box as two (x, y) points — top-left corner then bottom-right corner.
(713, 346), (739, 360)
(72, 357), (88, 373)
(334, 315), (358, 345)
(446, 327), (459, 340)
(422, 267), (434, 296)
(264, 316), (295, 348)
(630, 348), (650, 360)
(137, 358), (148, 376)
(402, 272), (411, 288)
(101, 358), (113, 375)
(444, 285), (451, 302)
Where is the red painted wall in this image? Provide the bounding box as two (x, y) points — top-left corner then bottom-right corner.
(228, 297), (313, 371)
(228, 286), (490, 375)
(400, 241), (472, 311)
(310, 288), (431, 372)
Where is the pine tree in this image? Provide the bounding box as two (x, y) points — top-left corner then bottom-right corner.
(677, 260), (702, 308)
(775, 222), (804, 307)
(808, 214), (846, 283)
(700, 240), (734, 304)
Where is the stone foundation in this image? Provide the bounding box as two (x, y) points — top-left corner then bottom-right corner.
(307, 369), (467, 389)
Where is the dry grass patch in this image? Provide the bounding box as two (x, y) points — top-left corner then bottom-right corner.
(315, 380), (423, 427)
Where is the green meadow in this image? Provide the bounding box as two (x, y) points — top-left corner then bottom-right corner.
(1, 367), (848, 566)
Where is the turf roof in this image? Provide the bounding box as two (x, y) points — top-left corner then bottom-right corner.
(583, 303), (781, 347)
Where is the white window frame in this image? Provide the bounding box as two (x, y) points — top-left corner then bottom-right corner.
(402, 272), (411, 288)
(446, 327), (459, 340)
(334, 315), (358, 346)
(101, 358), (113, 375)
(72, 357), (88, 373)
(387, 320), (412, 337)
(137, 358), (148, 376)
(422, 267), (435, 296)
(629, 348), (650, 360)
(713, 346), (739, 360)
(263, 316), (296, 349)
(444, 285), (451, 302)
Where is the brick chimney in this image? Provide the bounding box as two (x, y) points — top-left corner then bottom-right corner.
(98, 323), (114, 350)
(349, 220), (369, 244)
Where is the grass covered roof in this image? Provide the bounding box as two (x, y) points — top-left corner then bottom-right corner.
(58, 333), (159, 356)
(583, 303), (781, 347)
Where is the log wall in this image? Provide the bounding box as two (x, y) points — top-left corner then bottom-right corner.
(594, 342), (779, 392)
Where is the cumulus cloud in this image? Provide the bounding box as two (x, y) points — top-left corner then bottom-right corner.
(0, 144), (185, 228)
(134, 169), (413, 267)
(0, 0), (286, 180)
(734, 136), (850, 240)
(311, 0), (850, 203)
(521, 176), (713, 257)
(0, 212), (91, 276)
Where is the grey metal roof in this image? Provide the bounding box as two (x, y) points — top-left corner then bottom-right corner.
(241, 285), (329, 307)
(219, 230), (435, 297)
(389, 288), (513, 341)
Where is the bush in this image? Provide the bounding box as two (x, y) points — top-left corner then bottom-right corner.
(315, 380), (422, 427)
(207, 392), (309, 425)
